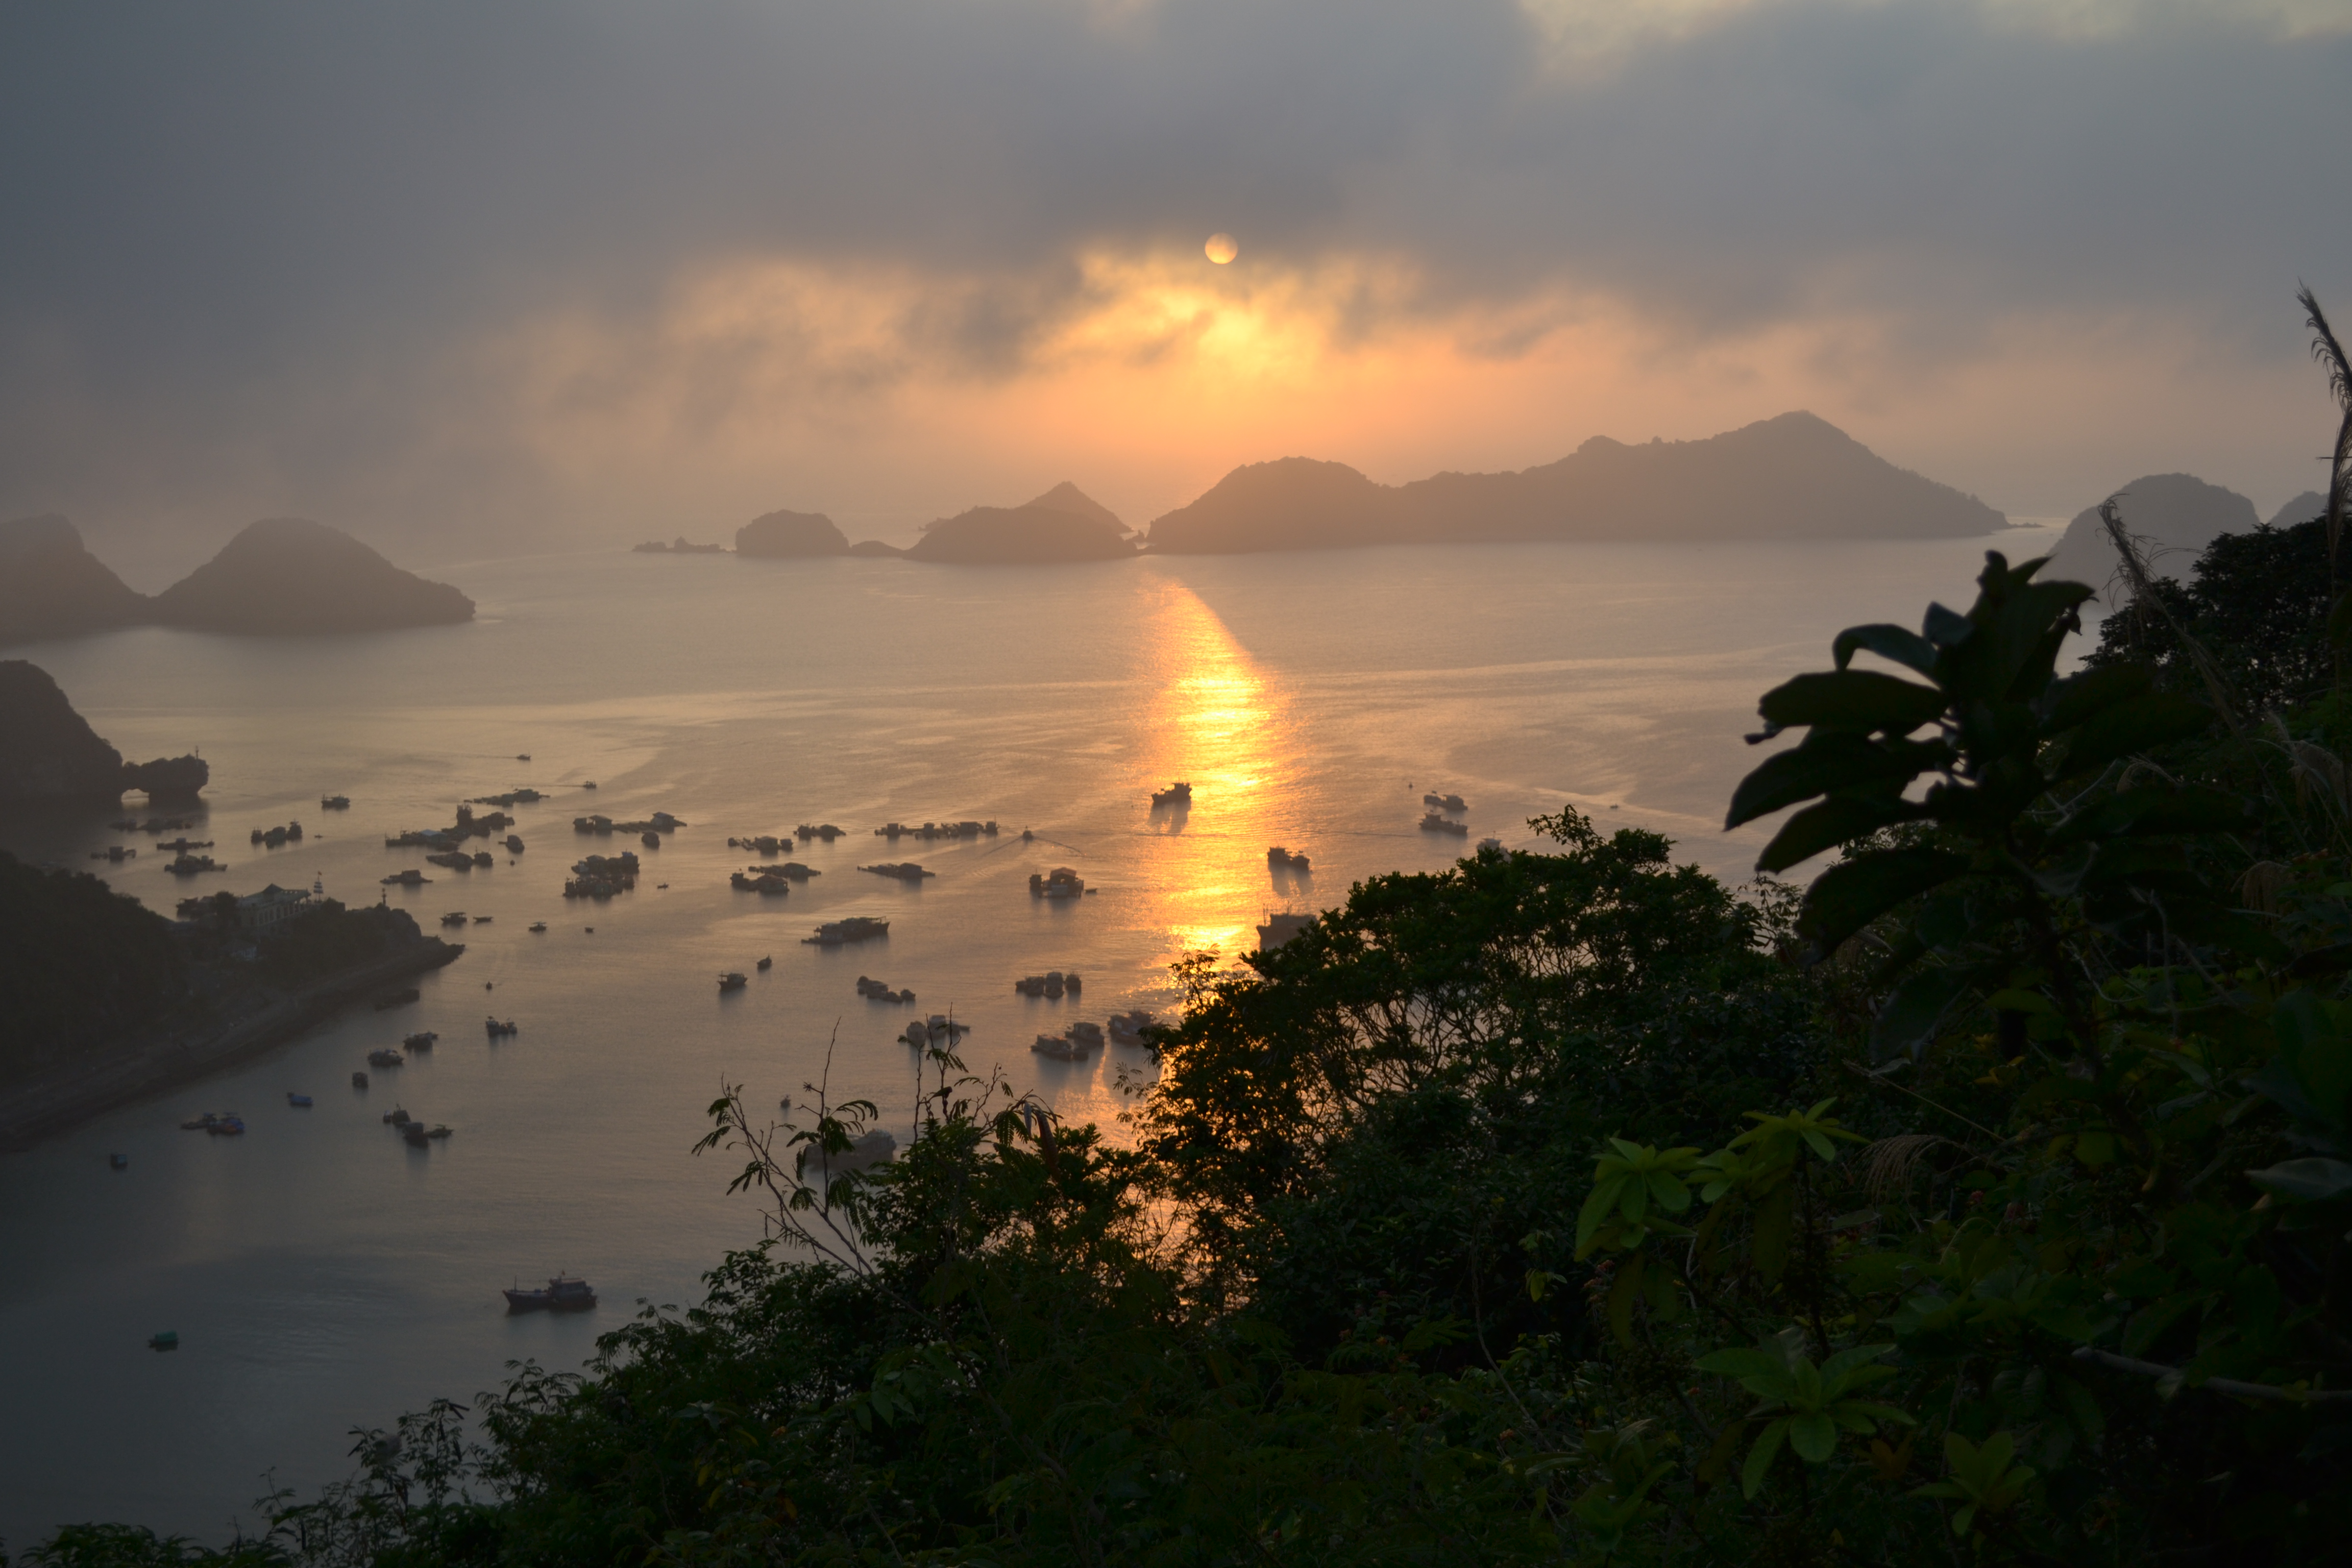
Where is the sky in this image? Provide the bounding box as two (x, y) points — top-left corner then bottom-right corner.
(3, 0), (2348, 577)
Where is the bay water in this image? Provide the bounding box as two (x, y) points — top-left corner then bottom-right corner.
(0, 526), (2063, 1542)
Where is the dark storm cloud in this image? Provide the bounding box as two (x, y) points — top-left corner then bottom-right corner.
(2, 0), (2346, 528)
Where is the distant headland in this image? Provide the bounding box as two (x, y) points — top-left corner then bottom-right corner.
(705, 412), (2003, 568)
(1141, 412), (2006, 554)
(0, 659), (207, 803)
(2042, 476), (2324, 604)
(0, 514), (474, 646)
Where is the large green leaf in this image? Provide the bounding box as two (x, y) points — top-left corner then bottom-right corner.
(1832, 623), (1939, 677)
(1788, 1411), (1839, 1463)
(1870, 967), (1976, 1063)
(1752, 670), (1948, 742)
(2037, 663), (2153, 734)
(1756, 795), (1924, 874)
(2053, 691), (2215, 779)
(1726, 731), (1935, 829)
(1798, 848), (1971, 962)
(2245, 1158), (2352, 1203)
(2049, 786), (2257, 845)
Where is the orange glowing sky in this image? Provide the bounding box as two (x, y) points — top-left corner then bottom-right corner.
(3, 1), (2347, 569)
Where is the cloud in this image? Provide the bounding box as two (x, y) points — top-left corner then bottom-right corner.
(1, 0), (2346, 552)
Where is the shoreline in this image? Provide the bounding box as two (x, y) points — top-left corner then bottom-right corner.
(0, 938), (464, 1151)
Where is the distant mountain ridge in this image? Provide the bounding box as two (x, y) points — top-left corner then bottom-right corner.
(1143, 412), (2006, 553)
(2040, 475), (2265, 604)
(0, 516), (473, 645)
(899, 483), (1135, 564)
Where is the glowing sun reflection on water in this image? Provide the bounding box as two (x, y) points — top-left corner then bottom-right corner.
(1133, 572), (1302, 971)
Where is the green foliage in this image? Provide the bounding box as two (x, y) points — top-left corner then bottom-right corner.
(2090, 516), (2335, 714)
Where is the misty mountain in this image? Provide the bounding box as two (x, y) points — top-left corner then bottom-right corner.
(149, 518), (474, 634)
(2040, 475), (2263, 604)
(902, 483), (1134, 564)
(0, 516), (150, 647)
(1141, 412), (2006, 554)
(737, 508), (850, 558)
(2270, 491), (2328, 528)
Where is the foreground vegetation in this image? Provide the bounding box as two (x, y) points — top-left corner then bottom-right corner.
(18, 313), (2352, 1564)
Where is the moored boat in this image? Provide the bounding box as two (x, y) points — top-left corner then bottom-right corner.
(718, 971), (748, 992)
(504, 1275), (597, 1313)
(287, 1092), (314, 1107)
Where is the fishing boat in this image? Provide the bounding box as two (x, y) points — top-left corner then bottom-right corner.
(149, 1331), (179, 1351)
(528, 921), (547, 932)
(1418, 812), (1469, 837)
(1150, 781), (1192, 808)
(287, 1092), (314, 1107)
(403, 1032), (438, 1050)
(485, 1017), (519, 1038)
(504, 1275), (597, 1313)
(352, 1071), (370, 1088)
(440, 912), (468, 927)
(756, 955), (773, 971)
(718, 971), (748, 992)
(402, 1121), (430, 1147)
(367, 1048), (404, 1068)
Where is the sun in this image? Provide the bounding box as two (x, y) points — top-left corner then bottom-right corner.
(1204, 232), (1238, 265)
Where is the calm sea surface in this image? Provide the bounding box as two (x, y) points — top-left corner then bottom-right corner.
(0, 528), (2063, 1542)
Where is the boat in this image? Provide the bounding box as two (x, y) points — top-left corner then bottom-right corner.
(1150, 781), (1192, 808)
(1267, 846), (1311, 870)
(149, 1331), (179, 1351)
(642, 831), (660, 849)
(428, 1124), (452, 1139)
(321, 795), (351, 810)
(504, 835), (525, 853)
(440, 911), (469, 926)
(402, 1121), (430, 1147)
(1107, 1010), (1157, 1046)
(1423, 792), (1467, 814)
(925, 1014), (970, 1041)
(528, 921), (547, 933)
(504, 1275), (598, 1313)
(858, 862), (936, 881)
(719, 971), (748, 992)
(1013, 970), (1081, 997)
(207, 1114), (246, 1136)
(1478, 837), (1504, 853)
(352, 1071), (369, 1088)
(516, 753), (531, 761)
(472, 915), (492, 924)
(367, 1048), (405, 1068)
(485, 1017), (519, 1037)
(1029, 868), (1085, 899)
(287, 1092), (314, 1107)
(802, 917), (889, 946)
(756, 955), (773, 971)
(381, 870), (431, 887)
(110, 1153), (129, 1169)
(1418, 812), (1469, 837)
(385, 1107), (412, 1125)
(403, 1032), (438, 1049)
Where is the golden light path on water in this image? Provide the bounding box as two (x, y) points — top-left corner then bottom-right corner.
(1133, 571), (1297, 971)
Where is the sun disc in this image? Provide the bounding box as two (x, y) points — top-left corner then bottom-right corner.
(1204, 233), (1238, 265)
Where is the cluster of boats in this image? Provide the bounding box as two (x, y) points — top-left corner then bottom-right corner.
(796, 822), (848, 841)
(382, 868), (431, 886)
(729, 867), (793, 895)
(366, 1047), (405, 1068)
(1419, 789), (1471, 836)
(804, 917), (889, 946)
(900, 1015), (971, 1047)
(90, 844), (137, 862)
(181, 1111), (246, 1135)
(470, 788), (544, 807)
(486, 1016), (519, 1037)
(858, 975), (917, 1003)
(382, 1105), (453, 1146)
(250, 820), (305, 847)
(1013, 970), (1083, 997)
(1028, 867), (1088, 899)
(389, 802), (519, 853)
(1032, 1020), (1104, 1059)
(573, 810), (684, 836)
(114, 814), (199, 832)
(565, 851), (641, 899)
(874, 820), (997, 840)
(166, 853), (224, 875)
(1108, 1011), (1157, 1047)
(860, 862), (935, 881)
(428, 849), (496, 870)
(1267, 846), (1311, 871)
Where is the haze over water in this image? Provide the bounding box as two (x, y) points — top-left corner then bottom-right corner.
(0, 529), (2059, 1542)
